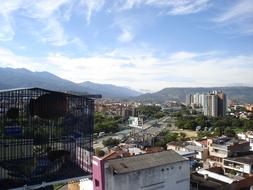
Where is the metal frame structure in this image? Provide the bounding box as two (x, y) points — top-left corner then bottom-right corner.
(0, 88), (99, 189)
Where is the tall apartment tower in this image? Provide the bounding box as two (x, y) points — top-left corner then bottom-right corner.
(186, 93), (205, 107)
(217, 92), (227, 117)
(203, 91), (227, 117)
(205, 94), (218, 117)
(193, 93), (200, 105)
(186, 94), (192, 106)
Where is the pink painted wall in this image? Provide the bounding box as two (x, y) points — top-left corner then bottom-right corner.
(92, 156), (105, 190)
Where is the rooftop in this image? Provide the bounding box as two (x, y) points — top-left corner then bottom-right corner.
(191, 172), (228, 190)
(195, 139), (208, 147)
(0, 87), (102, 99)
(106, 150), (187, 174)
(167, 141), (187, 147)
(176, 150), (197, 157)
(224, 154), (253, 165)
(212, 137), (248, 146)
(186, 145), (204, 152)
(216, 176), (253, 190)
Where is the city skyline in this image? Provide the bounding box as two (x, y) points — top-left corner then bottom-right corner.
(0, 0), (253, 92)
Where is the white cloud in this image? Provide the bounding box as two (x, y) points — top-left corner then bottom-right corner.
(23, 0), (73, 46)
(41, 18), (69, 46)
(23, 0), (70, 19)
(118, 28), (134, 43)
(113, 16), (138, 43)
(80, 0), (105, 24)
(0, 0), (87, 46)
(1, 47), (253, 91)
(166, 0), (211, 15)
(0, 15), (15, 41)
(0, 0), (25, 41)
(0, 47), (40, 70)
(119, 0), (211, 15)
(170, 51), (198, 60)
(0, 0), (24, 14)
(215, 0), (253, 22)
(214, 0), (253, 35)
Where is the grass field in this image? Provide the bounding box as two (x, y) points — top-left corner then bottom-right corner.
(171, 129), (198, 138)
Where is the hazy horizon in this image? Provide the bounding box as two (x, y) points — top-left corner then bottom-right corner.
(1, 66), (253, 94)
(0, 0), (252, 91)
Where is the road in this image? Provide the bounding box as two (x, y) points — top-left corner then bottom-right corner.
(93, 129), (132, 149)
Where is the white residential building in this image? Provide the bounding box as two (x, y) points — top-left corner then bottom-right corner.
(238, 131), (253, 151)
(223, 155), (253, 177)
(93, 150), (190, 190)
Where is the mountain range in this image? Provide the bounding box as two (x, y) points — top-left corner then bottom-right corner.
(133, 87), (253, 104)
(78, 81), (142, 97)
(0, 67), (142, 98)
(1, 67), (253, 103)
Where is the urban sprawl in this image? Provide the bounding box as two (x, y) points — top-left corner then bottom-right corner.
(1, 89), (253, 190)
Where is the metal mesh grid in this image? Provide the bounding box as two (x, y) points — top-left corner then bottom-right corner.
(0, 88), (94, 189)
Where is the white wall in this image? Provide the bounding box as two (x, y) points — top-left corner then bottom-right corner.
(104, 160), (190, 190)
(248, 137), (253, 151)
(79, 179), (93, 190)
(197, 169), (236, 184)
(244, 164), (251, 174)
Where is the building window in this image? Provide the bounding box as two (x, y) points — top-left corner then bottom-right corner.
(95, 179), (100, 187)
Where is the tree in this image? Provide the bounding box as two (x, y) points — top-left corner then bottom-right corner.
(172, 112), (182, 117)
(197, 131), (213, 139)
(177, 132), (187, 141)
(244, 120), (253, 130)
(191, 110), (197, 115)
(175, 119), (186, 128)
(154, 112), (165, 119)
(195, 116), (206, 127)
(213, 127), (222, 137)
(95, 148), (105, 157)
(155, 130), (178, 148)
(102, 138), (120, 147)
(94, 113), (121, 133)
(155, 139), (166, 147)
(182, 120), (197, 130)
(231, 118), (242, 128)
(137, 105), (161, 118)
(164, 132), (178, 142)
(224, 127), (236, 137)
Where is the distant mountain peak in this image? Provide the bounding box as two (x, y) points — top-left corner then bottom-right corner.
(133, 86), (253, 104)
(0, 67), (142, 98)
(79, 81), (142, 98)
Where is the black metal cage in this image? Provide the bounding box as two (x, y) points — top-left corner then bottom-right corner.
(0, 88), (97, 189)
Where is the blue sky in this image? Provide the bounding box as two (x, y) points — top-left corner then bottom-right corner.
(0, 0), (253, 92)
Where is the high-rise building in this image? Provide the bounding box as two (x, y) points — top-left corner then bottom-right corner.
(203, 94), (208, 115)
(206, 94), (214, 116)
(186, 94), (192, 106)
(217, 92), (227, 117)
(187, 91), (227, 117)
(203, 91), (227, 117)
(199, 94), (204, 107)
(193, 93), (200, 105)
(186, 93), (198, 107)
(186, 93), (205, 108)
